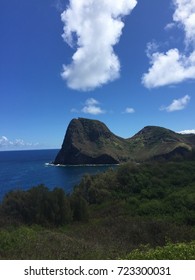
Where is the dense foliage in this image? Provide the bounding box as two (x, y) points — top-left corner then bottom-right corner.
(0, 159), (195, 259)
(75, 160), (195, 225)
(0, 185), (88, 226)
(124, 241), (195, 260)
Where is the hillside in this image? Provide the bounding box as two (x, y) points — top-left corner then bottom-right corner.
(54, 118), (195, 165)
(1, 159), (195, 259)
(54, 118), (130, 164)
(127, 125), (194, 161)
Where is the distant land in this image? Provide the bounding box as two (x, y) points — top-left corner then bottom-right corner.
(54, 118), (195, 165)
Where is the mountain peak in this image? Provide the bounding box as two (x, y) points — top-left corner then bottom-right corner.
(54, 118), (195, 165)
(54, 118), (125, 165)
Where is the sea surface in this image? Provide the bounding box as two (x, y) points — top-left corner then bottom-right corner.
(0, 149), (115, 201)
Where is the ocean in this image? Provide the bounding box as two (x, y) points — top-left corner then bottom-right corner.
(0, 149), (114, 201)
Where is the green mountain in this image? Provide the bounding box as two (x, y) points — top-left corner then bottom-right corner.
(54, 118), (195, 165)
(127, 125), (195, 161)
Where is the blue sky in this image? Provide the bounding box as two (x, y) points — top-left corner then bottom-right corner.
(0, 0), (195, 150)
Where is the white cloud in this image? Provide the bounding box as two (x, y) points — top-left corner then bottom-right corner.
(0, 136), (10, 146)
(71, 98), (106, 115)
(81, 98), (105, 115)
(82, 106), (104, 115)
(85, 98), (99, 106)
(173, 0), (195, 46)
(142, 49), (195, 88)
(61, 0), (137, 91)
(71, 98), (105, 115)
(178, 129), (195, 134)
(164, 22), (176, 31)
(123, 107), (135, 113)
(0, 136), (39, 150)
(160, 94), (190, 112)
(146, 41), (159, 59)
(142, 0), (195, 88)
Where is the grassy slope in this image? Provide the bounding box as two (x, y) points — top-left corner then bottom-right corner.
(55, 118), (195, 164)
(127, 126), (193, 160)
(1, 159), (195, 260)
(1, 217), (195, 260)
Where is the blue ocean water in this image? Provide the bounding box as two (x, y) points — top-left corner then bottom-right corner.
(0, 149), (114, 201)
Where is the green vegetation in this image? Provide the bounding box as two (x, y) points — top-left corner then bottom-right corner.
(0, 159), (195, 259)
(0, 185), (88, 226)
(124, 241), (195, 260)
(54, 118), (195, 165)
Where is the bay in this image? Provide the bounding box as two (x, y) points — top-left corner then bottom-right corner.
(0, 149), (115, 201)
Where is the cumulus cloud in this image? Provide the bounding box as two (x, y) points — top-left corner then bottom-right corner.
(178, 129), (195, 134)
(164, 22), (176, 31)
(71, 98), (105, 115)
(81, 98), (105, 115)
(0, 136), (11, 147)
(61, 0), (137, 91)
(142, 49), (195, 88)
(160, 94), (190, 112)
(123, 107), (135, 113)
(142, 0), (195, 88)
(0, 136), (39, 150)
(173, 0), (195, 46)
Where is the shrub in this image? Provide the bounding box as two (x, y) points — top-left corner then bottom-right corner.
(124, 241), (195, 260)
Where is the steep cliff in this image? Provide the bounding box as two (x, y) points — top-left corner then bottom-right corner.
(54, 118), (195, 165)
(54, 118), (130, 164)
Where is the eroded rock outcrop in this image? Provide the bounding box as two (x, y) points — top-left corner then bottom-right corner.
(54, 118), (195, 165)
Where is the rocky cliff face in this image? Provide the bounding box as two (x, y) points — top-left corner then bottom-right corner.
(54, 118), (129, 164)
(54, 118), (195, 165)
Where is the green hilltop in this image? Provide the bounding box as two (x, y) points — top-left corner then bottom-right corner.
(1, 118), (195, 259)
(54, 118), (195, 165)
